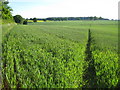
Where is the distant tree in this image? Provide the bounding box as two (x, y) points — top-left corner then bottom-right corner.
(23, 19), (28, 25)
(33, 17), (37, 22)
(98, 17), (103, 20)
(43, 19), (46, 22)
(89, 17), (94, 20)
(13, 15), (23, 24)
(64, 17), (68, 21)
(30, 18), (33, 20)
(26, 18), (29, 20)
(93, 16), (98, 20)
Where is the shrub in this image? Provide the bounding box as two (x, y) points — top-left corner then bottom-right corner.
(23, 20), (28, 25)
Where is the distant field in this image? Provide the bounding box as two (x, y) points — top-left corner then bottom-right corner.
(28, 20), (51, 22)
(2, 20), (119, 88)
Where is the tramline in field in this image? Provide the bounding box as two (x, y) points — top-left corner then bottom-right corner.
(2, 21), (119, 88)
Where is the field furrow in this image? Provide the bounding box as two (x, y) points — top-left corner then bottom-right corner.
(2, 21), (119, 88)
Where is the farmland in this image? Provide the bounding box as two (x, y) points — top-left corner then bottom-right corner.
(2, 20), (119, 88)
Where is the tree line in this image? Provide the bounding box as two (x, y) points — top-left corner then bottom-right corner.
(1, 0), (28, 25)
(45, 16), (109, 21)
(28, 16), (109, 22)
(1, 0), (110, 25)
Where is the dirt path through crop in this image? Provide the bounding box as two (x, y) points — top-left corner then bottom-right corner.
(83, 29), (97, 88)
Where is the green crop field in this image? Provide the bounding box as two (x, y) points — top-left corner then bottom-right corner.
(2, 20), (119, 88)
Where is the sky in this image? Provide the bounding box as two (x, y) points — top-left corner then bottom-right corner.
(8, 0), (120, 19)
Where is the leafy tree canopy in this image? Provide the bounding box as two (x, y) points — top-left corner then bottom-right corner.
(33, 17), (37, 22)
(13, 15), (23, 24)
(1, 0), (13, 20)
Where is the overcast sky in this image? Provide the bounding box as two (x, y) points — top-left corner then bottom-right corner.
(8, 0), (119, 19)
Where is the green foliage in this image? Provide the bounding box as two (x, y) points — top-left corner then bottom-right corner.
(33, 18), (37, 22)
(93, 50), (118, 87)
(2, 0), (13, 20)
(46, 16), (108, 21)
(2, 6), (13, 19)
(2, 21), (119, 88)
(2, 25), (87, 88)
(13, 15), (23, 24)
(90, 24), (119, 88)
(0, 2), (2, 18)
(23, 20), (28, 25)
(43, 19), (46, 22)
